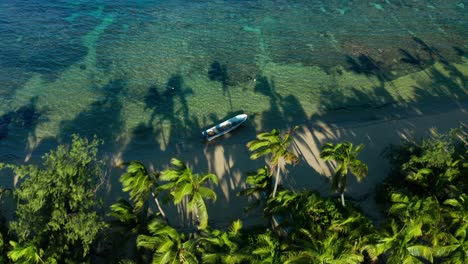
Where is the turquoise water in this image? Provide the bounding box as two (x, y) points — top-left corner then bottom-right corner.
(0, 0), (467, 160)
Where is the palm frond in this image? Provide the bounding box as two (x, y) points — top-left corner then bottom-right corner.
(200, 173), (219, 186)
(349, 160), (368, 181)
(7, 241), (44, 264)
(246, 140), (271, 151)
(159, 169), (181, 181)
(198, 186), (217, 202)
(172, 184), (193, 204)
(109, 199), (137, 225)
(170, 158), (187, 170)
(407, 245), (433, 263)
(137, 235), (159, 250)
(120, 161), (154, 211)
(354, 143), (364, 154)
(229, 220), (242, 237)
(189, 193), (208, 229)
(404, 221), (423, 242)
(250, 148), (273, 160)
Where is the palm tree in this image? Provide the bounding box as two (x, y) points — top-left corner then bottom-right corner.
(108, 199), (153, 263)
(250, 230), (284, 264)
(246, 127), (299, 198)
(320, 142), (368, 207)
(389, 193), (442, 226)
(160, 158), (218, 230)
(239, 166), (272, 198)
(137, 219), (197, 264)
(7, 241), (56, 264)
(363, 220), (433, 263)
(284, 230), (363, 264)
(109, 199), (151, 235)
(239, 166), (272, 211)
(119, 161), (168, 221)
(197, 220), (249, 264)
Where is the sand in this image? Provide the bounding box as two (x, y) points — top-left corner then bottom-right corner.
(1, 98), (466, 228)
(103, 98), (467, 228)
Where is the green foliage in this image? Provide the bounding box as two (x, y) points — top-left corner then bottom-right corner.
(160, 158), (218, 230)
(5, 135), (106, 262)
(382, 125), (467, 199)
(0, 123), (465, 263)
(118, 160), (168, 223)
(7, 241), (56, 264)
(320, 141), (368, 207)
(389, 193), (442, 226)
(363, 220), (434, 263)
(108, 199), (154, 236)
(239, 166), (271, 198)
(432, 226), (468, 263)
(120, 161), (157, 211)
(444, 194), (468, 228)
(284, 231), (363, 264)
(250, 230), (284, 264)
(247, 128), (299, 166)
(246, 127), (299, 198)
(238, 166), (272, 213)
(263, 190), (370, 263)
(197, 220), (250, 264)
(368, 126), (468, 263)
(137, 219), (197, 264)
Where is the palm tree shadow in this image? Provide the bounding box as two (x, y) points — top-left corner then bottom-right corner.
(208, 61), (233, 111)
(58, 79), (125, 150)
(253, 75), (287, 129)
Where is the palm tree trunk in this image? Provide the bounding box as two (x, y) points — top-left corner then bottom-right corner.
(272, 164), (281, 198)
(151, 192), (168, 223)
(341, 192), (346, 207)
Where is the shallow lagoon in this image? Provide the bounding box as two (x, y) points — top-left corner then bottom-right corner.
(0, 0), (466, 181)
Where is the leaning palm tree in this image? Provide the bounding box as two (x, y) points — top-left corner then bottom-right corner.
(160, 158), (218, 230)
(119, 161), (168, 221)
(137, 219), (197, 264)
(320, 142), (368, 207)
(247, 127), (299, 198)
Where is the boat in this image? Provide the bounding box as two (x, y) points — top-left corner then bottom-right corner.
(202, 114), (248, 141)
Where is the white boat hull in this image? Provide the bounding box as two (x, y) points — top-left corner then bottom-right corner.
(202, 114), (247, 141)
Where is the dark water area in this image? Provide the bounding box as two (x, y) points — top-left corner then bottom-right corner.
(0, 0), (466, 163)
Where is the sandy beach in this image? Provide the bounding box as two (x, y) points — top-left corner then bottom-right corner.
(89, 98), (466, 228)
(0, 96), (466, 228)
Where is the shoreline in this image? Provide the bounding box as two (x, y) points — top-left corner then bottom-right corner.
(107, 97), (467, 228)
(0, 97), (467, 227)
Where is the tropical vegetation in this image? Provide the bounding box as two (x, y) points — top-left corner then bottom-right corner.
(0, 124), (465, 263)
(320, 141), (368, 207)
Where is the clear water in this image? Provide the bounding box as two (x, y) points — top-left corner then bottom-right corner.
(0, 0), (467, 160)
